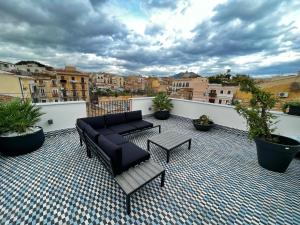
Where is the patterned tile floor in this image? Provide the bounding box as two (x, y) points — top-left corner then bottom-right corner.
(1, 116), (300, 225)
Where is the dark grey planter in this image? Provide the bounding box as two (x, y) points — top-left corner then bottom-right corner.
(0, 127), (45, 156)
(288, 105), (300, 116)
(154, 111), (170, 120)
(255, 135), (300, 173)
(192, 120), (214, 131)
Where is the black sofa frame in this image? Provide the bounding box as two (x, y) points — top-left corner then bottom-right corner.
(83, 132), (165, 214)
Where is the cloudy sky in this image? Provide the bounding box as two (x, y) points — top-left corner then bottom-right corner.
(0, 0), (300, 76)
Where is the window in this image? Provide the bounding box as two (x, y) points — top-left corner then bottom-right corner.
(71, 77), (75, 80)
(219, 99), (222, 104)
(227, 90), (231, 94)
(186, 82), (189, 87)
(27, 69), (30, 72)
(220, 90), (223, 94)
(42, 100), (46, 103)
(81, 77), (85, 83)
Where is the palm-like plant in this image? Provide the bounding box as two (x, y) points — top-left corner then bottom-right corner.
(0, 99), (44, 135)
(152, 92), (173, 112)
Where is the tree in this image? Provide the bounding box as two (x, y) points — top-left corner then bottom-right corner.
(290, 82), (300, 91)
(235, 77), (277, 141)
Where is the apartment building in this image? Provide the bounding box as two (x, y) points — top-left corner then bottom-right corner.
(206, 84), (238, 104)
(91, 73), (124, 90)
(55, 66), (89, 101)
(171, 77), (209, 101)
(124, 76), (145, 91)
(0, 70), (34, 101)
(30, 72), (59, 103)
(15, 61), (49, 73)
(0, 61), (16, 72)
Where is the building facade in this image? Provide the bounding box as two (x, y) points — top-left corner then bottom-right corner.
(171, 77), (209, 101)
(55, 66), (89, 101)
(0, 70), (34, 101)
(206, 84), (237, 104)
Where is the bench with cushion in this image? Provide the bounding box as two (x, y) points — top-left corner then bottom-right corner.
(76, 110), (165, 214)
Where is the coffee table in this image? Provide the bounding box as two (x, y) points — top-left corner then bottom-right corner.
(147, 131), (191, 163)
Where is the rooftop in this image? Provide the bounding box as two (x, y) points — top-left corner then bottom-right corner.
(1, 116), (300, 224)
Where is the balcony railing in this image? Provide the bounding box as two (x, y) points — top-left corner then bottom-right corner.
(87, 100), (131, 117)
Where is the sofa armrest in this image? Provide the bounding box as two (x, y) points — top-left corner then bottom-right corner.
(85, 124), (100, 143)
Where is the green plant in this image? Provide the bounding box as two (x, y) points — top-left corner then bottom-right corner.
(0, 99), (44, 135)
(282, 101), (300, 113)
(235, 78), (277, 141)
(152, 92), (173, 112)
(195, 115), (212, 125)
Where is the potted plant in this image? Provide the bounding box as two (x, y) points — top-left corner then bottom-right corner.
(282, 101), (300, 116)
(192, 115), (214, 131)
(235, 78), (300, 172)
(152, 92), (173, 120)
(0, 99), (45, 156)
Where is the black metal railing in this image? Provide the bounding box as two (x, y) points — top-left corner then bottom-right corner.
(87, 100), (131, 117)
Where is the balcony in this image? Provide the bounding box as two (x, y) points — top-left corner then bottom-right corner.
(1, 99), (300, 224)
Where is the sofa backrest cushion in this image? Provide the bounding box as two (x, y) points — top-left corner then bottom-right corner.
(105, 113), (126, 126)
(125, 110), (142, 122)
(84, 123), (100, 143)
(98, 135), (122, 175)
(81, 116), (106, 129)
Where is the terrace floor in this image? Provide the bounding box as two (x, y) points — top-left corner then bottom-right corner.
(1, 116), (300, 224)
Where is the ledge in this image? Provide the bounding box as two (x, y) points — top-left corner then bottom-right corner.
(36, 101), (86, 106)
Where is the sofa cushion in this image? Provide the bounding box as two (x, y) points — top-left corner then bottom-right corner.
(105, 113), (127, 126)
(98, 135), (122, 175)
(95, 128), (115, 136)
(81, 116), (106, 129)
(109, 124), (136, 134)
(125, 110), (142, 122)
(128, 120), (153, 130)
(120, 142), (150, 171)
(105, 133), (128, 145)
(85, 124), (100, 142)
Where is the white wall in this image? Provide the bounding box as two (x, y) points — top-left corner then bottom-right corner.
(130, 97), (154, 116)
(36, 101), (86, 132)
(131, 97), (300, 139)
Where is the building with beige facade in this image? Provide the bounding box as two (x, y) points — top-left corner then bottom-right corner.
(171, 77), (209, 101)
(55, 66), (89, 102)
(0, 70), (34, 101)
(92, 73), (124, 90)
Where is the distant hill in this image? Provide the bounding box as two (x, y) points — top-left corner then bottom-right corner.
(173, 71), (200, 79)
(15, 60), (48, 67)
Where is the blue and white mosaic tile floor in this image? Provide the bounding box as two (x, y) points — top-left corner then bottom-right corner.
(1, 116), (300, 224)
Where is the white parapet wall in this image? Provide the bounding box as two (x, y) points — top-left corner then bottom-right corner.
(131, 97), (300, 139)
(36, 101), (87, 132)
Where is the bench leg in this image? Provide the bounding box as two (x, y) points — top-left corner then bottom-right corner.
(147, 140), (150, 151)
(86, 147), (92, 158)
(80, 137), (83, 146)
(126, 195), (131, 214)
(188, 139), (191, 150)
(158, 125), (161, 133)
(161, 171), (165, 187)
(167, 151), (170, 163)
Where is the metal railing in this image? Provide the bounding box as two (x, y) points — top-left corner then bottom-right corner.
(87, 100), (131, 117)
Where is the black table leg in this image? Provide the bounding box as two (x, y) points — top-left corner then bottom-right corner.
(188, 139), (191, 149)
(166, 151), (170, 163)
(126, 195), (131, 214)
(87, 147), (92, 158)
(147, 140), (150, 151)
(158, 125), (161, 133)
(161, 171), (165, 187)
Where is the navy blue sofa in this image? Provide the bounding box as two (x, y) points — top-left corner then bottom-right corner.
(76, 110), (161, 175)
(76, 110), (164, 214)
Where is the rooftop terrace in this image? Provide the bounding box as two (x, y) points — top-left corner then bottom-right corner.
(1, 116), (300, 224)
